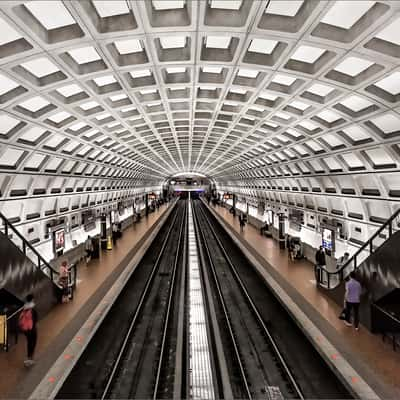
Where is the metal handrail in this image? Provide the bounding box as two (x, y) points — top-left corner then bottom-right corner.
(0, 212), (59, 281)
(6, 306), (24, 322)
(371, 303), (400, 324)
(0, 306), (24, 328)
(318, 208), (400, 288)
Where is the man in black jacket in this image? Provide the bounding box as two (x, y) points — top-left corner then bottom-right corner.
(315, 246), (326, 284)
(315, 246), (326, 266)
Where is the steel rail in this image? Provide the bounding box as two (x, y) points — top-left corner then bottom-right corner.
(153, 202), (187, 399)
(173, 204), (189, 400)
(192, 201), (251, 400)
(100, 204), (182, 400)
(196, 202), (305, 400)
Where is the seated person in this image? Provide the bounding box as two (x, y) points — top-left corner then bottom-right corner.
(260, 222), (270, 235)
(288, 243), (295, 261)
(337, 252), (350, 269)
(293, 242), (301, 259)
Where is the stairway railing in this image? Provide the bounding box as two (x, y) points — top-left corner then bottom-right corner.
(0, 212), (59, 283)
(317, 208), (400, 288)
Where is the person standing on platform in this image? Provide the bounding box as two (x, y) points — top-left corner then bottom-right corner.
(59, 260), (70, 303)
(344, 271), (362, 330)
(19, 294), (38, 367)
(239, 213), (245, 232)
(85, 235), (93, 265)
(315, 246), (326, 283)
(112, 223), (119, 245)
(288, 237), (295, 261)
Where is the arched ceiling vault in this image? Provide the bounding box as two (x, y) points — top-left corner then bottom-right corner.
(0, 0), (400, 216)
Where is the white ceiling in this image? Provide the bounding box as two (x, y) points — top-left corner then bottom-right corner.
(0, 0), (399, 221)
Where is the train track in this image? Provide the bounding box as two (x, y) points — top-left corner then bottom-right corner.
(101, 201), (187, 399)
(57, 201), (188, 399)
(192, 200), (352, 400)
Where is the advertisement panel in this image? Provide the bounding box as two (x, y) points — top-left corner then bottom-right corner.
(54, 229), (65, 252)
(322, 227), (334, 253)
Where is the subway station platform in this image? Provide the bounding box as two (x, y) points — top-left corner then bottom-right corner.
(209, 202), (400, 399)
(1, 198), (398, 399)
(0, 203), (172, 399)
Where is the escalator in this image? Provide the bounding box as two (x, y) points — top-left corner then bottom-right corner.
(0, 214), (61, 319)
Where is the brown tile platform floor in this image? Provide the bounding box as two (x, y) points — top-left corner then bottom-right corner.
(0, 204), (170, 399)
(212, 203), (400, 399)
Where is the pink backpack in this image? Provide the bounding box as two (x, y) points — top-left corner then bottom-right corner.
(18, 309), (33, 332)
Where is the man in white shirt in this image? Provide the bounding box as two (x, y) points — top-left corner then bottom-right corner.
(344, 271), (362, 330)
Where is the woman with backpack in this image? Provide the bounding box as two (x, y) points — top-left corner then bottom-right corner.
(19, 294), (38, 367)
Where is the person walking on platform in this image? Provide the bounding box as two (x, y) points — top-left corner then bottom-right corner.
(344, 271), (362, 330)
(18, 294), (38, 367)
(315, 246), (326, 283)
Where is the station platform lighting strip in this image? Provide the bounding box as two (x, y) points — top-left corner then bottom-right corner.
(188, 198), (215, 399)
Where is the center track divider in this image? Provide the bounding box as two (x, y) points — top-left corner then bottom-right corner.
(29, 201), (179, 400)
(187, 198), (217, 399)
(191, 199), (235, 400)
(202, 199), (381, 400)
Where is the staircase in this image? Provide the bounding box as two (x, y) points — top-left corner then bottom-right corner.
(317, 208), (400, 289)
(0, 212), (61, 317)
